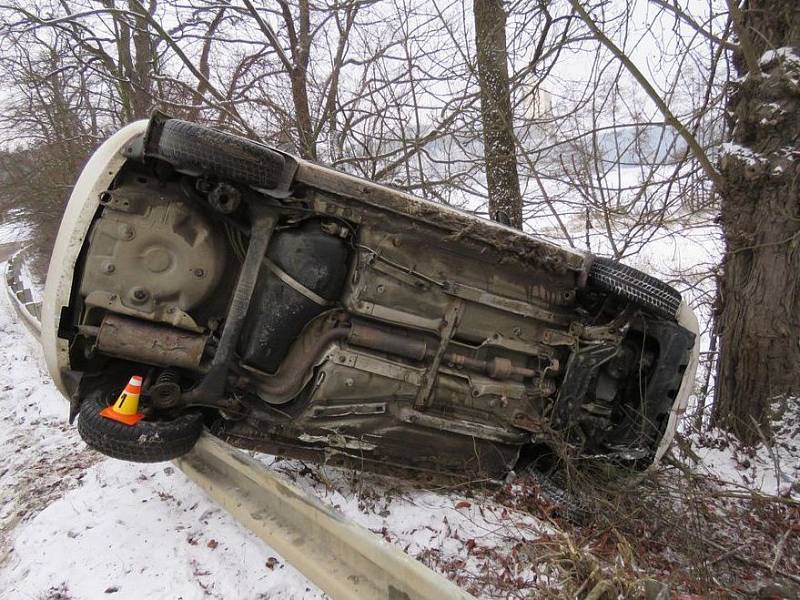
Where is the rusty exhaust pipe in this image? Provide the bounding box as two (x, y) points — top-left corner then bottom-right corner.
(347, 320), (539, 381)
(235, 315), (350, 405)
(95, 313), (208, 370)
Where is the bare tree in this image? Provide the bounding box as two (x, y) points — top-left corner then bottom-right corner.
(563, 0), (799, 442)
(473, 0), (523, 227)
(0, 24), (102, 274)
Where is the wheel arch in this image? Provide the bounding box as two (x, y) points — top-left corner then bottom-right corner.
(42, 120), (149, 398)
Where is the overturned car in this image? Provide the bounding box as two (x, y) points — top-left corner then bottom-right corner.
(42, 115), (699, 479)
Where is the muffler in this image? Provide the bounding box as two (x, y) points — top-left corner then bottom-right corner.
(95, 313), (207, 370)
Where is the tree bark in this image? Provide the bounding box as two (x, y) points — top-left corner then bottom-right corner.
(714, 0), (800, 443)
(125, 0), (156, 119)
(473, 0), (523, 229)
(279, 0), (316, 160)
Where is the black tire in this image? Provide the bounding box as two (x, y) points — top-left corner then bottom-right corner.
(522, 465), (593, 525)
(78, 394), (204, 463)
(588, 257), (682, 320)
(145, 115), (286, 190)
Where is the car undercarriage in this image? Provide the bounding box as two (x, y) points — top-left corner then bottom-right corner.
(42, 114), (699, 479)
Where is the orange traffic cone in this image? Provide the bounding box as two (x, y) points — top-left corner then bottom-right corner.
(100, 375), (145, 426)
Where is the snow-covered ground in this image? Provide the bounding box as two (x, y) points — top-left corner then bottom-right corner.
(691, 401), (800, 499)
(0, 223), (29, 247)
(0, 259), (554, 600)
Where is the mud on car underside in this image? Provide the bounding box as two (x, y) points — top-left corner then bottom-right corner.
(43, 114), (699, 479)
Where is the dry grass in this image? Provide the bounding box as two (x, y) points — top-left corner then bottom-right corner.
(488, 454), (800, 599)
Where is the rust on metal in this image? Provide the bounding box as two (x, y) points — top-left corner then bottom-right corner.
(348, 320), (429, 361)
(237, 316), (350, 404)
(512, 412), (549, 433)
(96, 313), (207, 369)
(347, 319), (539, 381)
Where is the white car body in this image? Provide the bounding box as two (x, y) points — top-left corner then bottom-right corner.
(42, 118), (699, 473)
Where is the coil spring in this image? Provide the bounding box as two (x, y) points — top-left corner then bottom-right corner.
(155, 368), (180, 387)
(151, 368), (182, 408)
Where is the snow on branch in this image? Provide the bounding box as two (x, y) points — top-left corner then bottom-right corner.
(759, 47), (800, 70)
(718, 142), (766, 167)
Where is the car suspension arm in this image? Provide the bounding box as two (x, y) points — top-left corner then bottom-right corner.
(182, 205), (277, 409)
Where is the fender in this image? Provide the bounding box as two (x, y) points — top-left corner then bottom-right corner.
(42, 120), (149, 396)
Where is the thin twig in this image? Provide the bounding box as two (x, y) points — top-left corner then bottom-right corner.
(771, 529), (791, 574)
(703, 537), (800, 584)
(567, 0), (723, 189)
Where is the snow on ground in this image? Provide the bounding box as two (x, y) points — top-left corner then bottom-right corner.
(0, 263), (551, 599)
(254, 454), (554, 594)
(691, 398), (800, 499)
(0, 222), (30, 249)
(0, 274), (95, 556)
(0, 458), (322, 599)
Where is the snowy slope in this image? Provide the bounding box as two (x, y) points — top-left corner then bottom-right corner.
(692, 403), (800, 499)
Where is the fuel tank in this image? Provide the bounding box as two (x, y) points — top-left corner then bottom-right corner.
(238, 219), (350, 373)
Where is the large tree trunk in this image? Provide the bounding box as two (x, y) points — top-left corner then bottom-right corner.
(714, 1), (800, 443)
(473, 0), (523, 229)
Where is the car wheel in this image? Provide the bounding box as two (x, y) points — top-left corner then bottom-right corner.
(145, 115), (287, 190)
(588, 257), (682, 320)
(77, 392), (204, 463)
(522, 465), (593, 524)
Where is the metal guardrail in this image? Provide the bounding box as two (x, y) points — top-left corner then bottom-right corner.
(3, 252), (475, 600)
(176, 434), (475, 600)
(4, 251), (42, 337)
